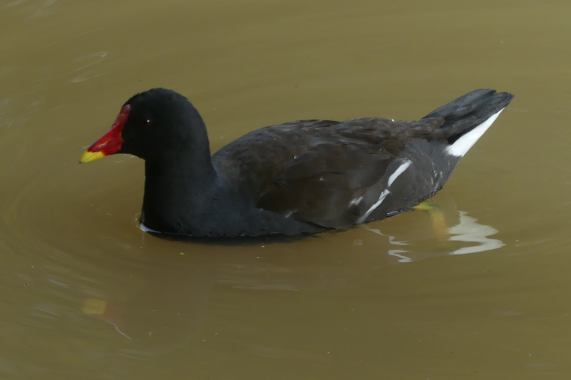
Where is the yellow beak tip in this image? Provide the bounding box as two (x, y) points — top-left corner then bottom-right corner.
(80, 150), (105, 164)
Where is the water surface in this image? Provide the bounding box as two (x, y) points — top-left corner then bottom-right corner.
(1, 1), (571, 379)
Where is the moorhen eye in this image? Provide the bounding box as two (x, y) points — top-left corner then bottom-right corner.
(80, 87), (513, 239)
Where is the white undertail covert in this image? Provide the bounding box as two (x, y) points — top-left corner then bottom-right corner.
(446, 109), (504, 157)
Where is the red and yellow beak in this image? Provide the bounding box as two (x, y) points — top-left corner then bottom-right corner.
(80, 150), (106, 163)
(80, 105), (131, 164)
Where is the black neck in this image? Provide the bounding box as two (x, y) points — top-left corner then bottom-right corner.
(141, 113), (218, 231)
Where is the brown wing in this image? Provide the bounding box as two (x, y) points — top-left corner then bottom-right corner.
(213, 117), (445, 228)
(256, 143), (397, 227)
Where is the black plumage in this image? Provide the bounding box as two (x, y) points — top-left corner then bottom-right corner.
(82, 88), (513, 238)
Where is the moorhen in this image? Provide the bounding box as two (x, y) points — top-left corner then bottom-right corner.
(80, 88), (512, 238)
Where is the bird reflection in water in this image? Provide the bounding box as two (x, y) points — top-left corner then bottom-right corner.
(367, 205), (504, 263)
(448, 211), (505, 255)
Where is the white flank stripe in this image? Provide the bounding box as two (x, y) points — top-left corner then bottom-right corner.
(355, 160), (412, 224)
(445, 109), (504, 157)
(139, 223), (161, 234)
(349, 196), (364, 207)
(358, 189), (390, 224)
(388, 160), (412, 186)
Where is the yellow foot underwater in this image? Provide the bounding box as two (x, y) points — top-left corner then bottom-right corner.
(81, 298), (108, 316)
(414, 202), (448, 240)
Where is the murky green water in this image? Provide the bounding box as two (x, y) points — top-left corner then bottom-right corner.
(1, 1), (571, 379)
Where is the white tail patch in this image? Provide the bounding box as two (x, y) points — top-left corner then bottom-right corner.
(446, 109), (504, 157)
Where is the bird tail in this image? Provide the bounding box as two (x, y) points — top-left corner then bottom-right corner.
(423, 89), (514, 157)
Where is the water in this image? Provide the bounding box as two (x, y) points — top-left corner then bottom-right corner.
(1, 0), (571, 378)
